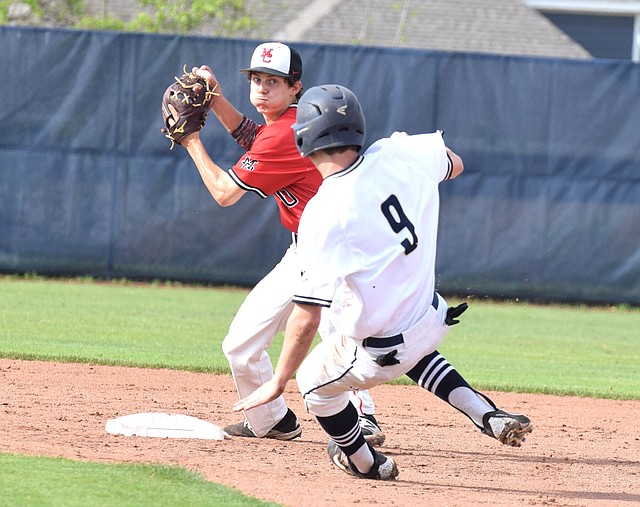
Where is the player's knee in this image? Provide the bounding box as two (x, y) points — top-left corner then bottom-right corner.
(222, 334), (269, 365)
(221, 335), (238, 359)
(303, 390), (351, 418)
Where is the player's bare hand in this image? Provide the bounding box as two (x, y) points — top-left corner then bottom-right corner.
(192, 65), (222, 102)
(233, 380), (285, 412)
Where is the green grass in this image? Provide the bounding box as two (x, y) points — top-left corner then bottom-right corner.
(1, 275), (639, 506)
(433, 300), (640, 399)
(1, 276), (638, 399)
(0, 453), (278, 507)
(0, 277), (245, 371)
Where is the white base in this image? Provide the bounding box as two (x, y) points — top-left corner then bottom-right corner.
(105, 412), (225, 440)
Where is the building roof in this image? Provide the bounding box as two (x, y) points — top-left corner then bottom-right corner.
(81, 0), (592, 59)
(525, 0), (640, 15)
(261, 0), (591, 59)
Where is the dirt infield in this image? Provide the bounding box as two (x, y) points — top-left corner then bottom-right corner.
(2, 359), (639, 506)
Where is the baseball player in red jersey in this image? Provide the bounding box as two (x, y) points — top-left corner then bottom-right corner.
(233, 85), (533, 480)
(182, 42), (382, 441)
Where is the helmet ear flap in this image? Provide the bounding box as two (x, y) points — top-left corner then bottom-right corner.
(293, 85), (365, 158)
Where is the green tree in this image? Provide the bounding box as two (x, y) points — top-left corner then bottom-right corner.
(1, 0), (256, 35)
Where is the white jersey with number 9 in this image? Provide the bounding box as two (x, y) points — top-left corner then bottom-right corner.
(293, 131), (449, 340)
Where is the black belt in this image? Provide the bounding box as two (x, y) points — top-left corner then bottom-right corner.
(362, 291), (439, 349)
(292, 232), (298, 245)
(362, 334), (403, 349)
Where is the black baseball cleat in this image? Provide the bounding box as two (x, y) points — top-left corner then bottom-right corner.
(481, 409), (533, 447)
(327, 440), (399, 480)
(224, 408), (302, 440)
(359, 414), (386, 446)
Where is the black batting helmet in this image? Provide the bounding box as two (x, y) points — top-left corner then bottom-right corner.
(292, 84), (366, 158)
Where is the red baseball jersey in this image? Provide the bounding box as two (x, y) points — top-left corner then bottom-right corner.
(228, 106), (322, 233)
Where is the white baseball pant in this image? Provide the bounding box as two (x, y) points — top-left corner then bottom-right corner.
(222, 242), (376, 437)
(296, 293), (451, 418)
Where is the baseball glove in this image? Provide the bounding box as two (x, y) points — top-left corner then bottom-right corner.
(161, 66), (219, 149)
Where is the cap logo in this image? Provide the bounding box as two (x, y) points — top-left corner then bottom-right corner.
(337, 105), (347, 116)
(261, 48), (274, 63)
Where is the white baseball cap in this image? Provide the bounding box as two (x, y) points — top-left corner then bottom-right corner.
(240, 42), (302, 81)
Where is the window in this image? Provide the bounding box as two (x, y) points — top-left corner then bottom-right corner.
(526, 1), (640, 62)
(544, 13), (634, 59)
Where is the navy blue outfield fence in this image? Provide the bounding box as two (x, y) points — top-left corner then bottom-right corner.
(1, 26), (639, 304)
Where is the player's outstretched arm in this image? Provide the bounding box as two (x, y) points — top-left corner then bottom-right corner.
(233, 304), (321, 412)
(182, 132), (246, 207)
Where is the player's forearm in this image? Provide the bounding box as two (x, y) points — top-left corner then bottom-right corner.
(231, 307), (319, 412)
(182, 134), (242, 207)
(210, 95), (244, 133)
(272, 305), (320, 388)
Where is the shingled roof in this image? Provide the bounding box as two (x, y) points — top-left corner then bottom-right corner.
(82, 0), (591, 59)
(262, 0), (591, 59)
